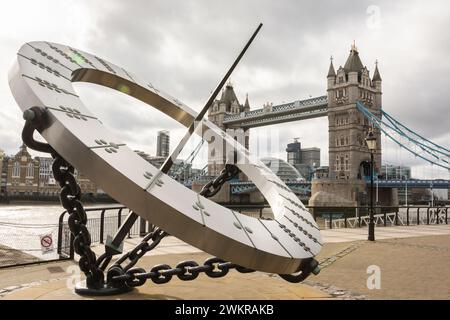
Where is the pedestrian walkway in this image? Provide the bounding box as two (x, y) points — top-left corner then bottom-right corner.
(89, 235), (203, 258)
(322, 224), (450, 243)
(1, 224), (450, 299)
(88, 224), (450, 257)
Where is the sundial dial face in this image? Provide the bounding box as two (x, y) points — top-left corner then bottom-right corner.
(9, 41), (322, 274)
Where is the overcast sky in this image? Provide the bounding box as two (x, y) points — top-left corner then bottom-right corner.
(0, 0), (449, 179)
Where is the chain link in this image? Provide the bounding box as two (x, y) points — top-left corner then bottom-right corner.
(21, 107), (316, 291)
(21, 107), (104, 289)
(52, 155), (104, 288)
(199, 164), (240, 197)
(106, 163), (247, 288)
(112, 257), (254, 287)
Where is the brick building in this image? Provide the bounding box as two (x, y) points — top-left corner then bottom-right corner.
(6, 144), (40, 196)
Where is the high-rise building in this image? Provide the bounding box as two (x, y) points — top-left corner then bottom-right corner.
(156, 130), (170, 157)
(300, 148), (321, 168)
(286, 139), (301, 165)
(286, 139), (321, 181)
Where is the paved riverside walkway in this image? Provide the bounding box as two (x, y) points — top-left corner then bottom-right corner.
(1, 224), (450, 299)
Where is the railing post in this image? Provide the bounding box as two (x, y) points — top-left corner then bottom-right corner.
(436, 207), (440, 225)
(406, 207), (410, 226)
(139, 216), (147, 237)
(395, 210), (399, 226)
(445, 208), (448, 224)
(128, 209), (133, 239)
(417, 208), (420, 225)
(344, 216), (348, 228)
(57, 210), (67, 256)
(118, 208), (123, 228)
(427, 207), (430, 225)
(69, 233), (75, 260)
(99, 209), (106, 244)
(358, 208), (361, 228)
(329, 213), (333, 230)
(384, 210), (387, 227)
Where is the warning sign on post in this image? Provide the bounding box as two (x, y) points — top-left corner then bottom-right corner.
(40, 234), (54, 254)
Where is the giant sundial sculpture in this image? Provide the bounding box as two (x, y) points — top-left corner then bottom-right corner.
(8, 24), (322, 295)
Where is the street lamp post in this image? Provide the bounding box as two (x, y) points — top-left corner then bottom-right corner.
(365, 131), (377, 241)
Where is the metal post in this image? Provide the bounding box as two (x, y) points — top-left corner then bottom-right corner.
(368, 152), (375, 241)
(329, 213), (333, 230)
(445, 208), (448, 224)
(406, 207), (410, 226)
(57, 210), (67, 256)
(427, 207), (430, 225)
(117, 208), (122, 228)
(405, 179), (408, 207)
(417, 208), (420, 225)
(358, 208), (362, 228)
(69, 233), (75, 260)
(105, 211), (139, 255)
(376, 175), (379, 204)
(139, 216), (147, 237)
(100, 209), (106, 244)
(430, 181), (434, 207)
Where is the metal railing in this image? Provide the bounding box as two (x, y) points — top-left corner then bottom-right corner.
(308, 206), (449, 230)
(57, 206), (150, 259)
(2, 203), (447, 269)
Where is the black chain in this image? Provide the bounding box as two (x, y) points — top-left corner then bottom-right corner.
(106, 163), (247, 288)
(52, 156), (104, 288)
(21, 107), (104, 289)
(200, 164), (240, 198)
(21, 107), (316, 291)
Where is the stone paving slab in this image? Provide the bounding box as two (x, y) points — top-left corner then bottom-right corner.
(1, 252), (332, 300)
(313, 234), (450, 300)
(2, 225), (450, 299)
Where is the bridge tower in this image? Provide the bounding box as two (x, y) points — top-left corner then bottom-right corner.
(310, 43), (383, 207)
(207, 82), (250, 176)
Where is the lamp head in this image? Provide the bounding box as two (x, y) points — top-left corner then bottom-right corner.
(365, 131), (377, 151)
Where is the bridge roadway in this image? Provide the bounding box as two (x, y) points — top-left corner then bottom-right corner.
(223, 95), (328, 128)
(228, 179), (450, 195)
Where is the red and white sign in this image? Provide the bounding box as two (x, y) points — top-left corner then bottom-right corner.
(40, 234), (54, 254)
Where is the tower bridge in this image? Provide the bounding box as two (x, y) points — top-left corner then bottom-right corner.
(201, 43), (450, 207)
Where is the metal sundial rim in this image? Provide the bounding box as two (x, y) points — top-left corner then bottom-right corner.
(8, 41), (322, 274)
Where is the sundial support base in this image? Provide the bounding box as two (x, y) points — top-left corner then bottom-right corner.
(75, 280), (133, 296)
